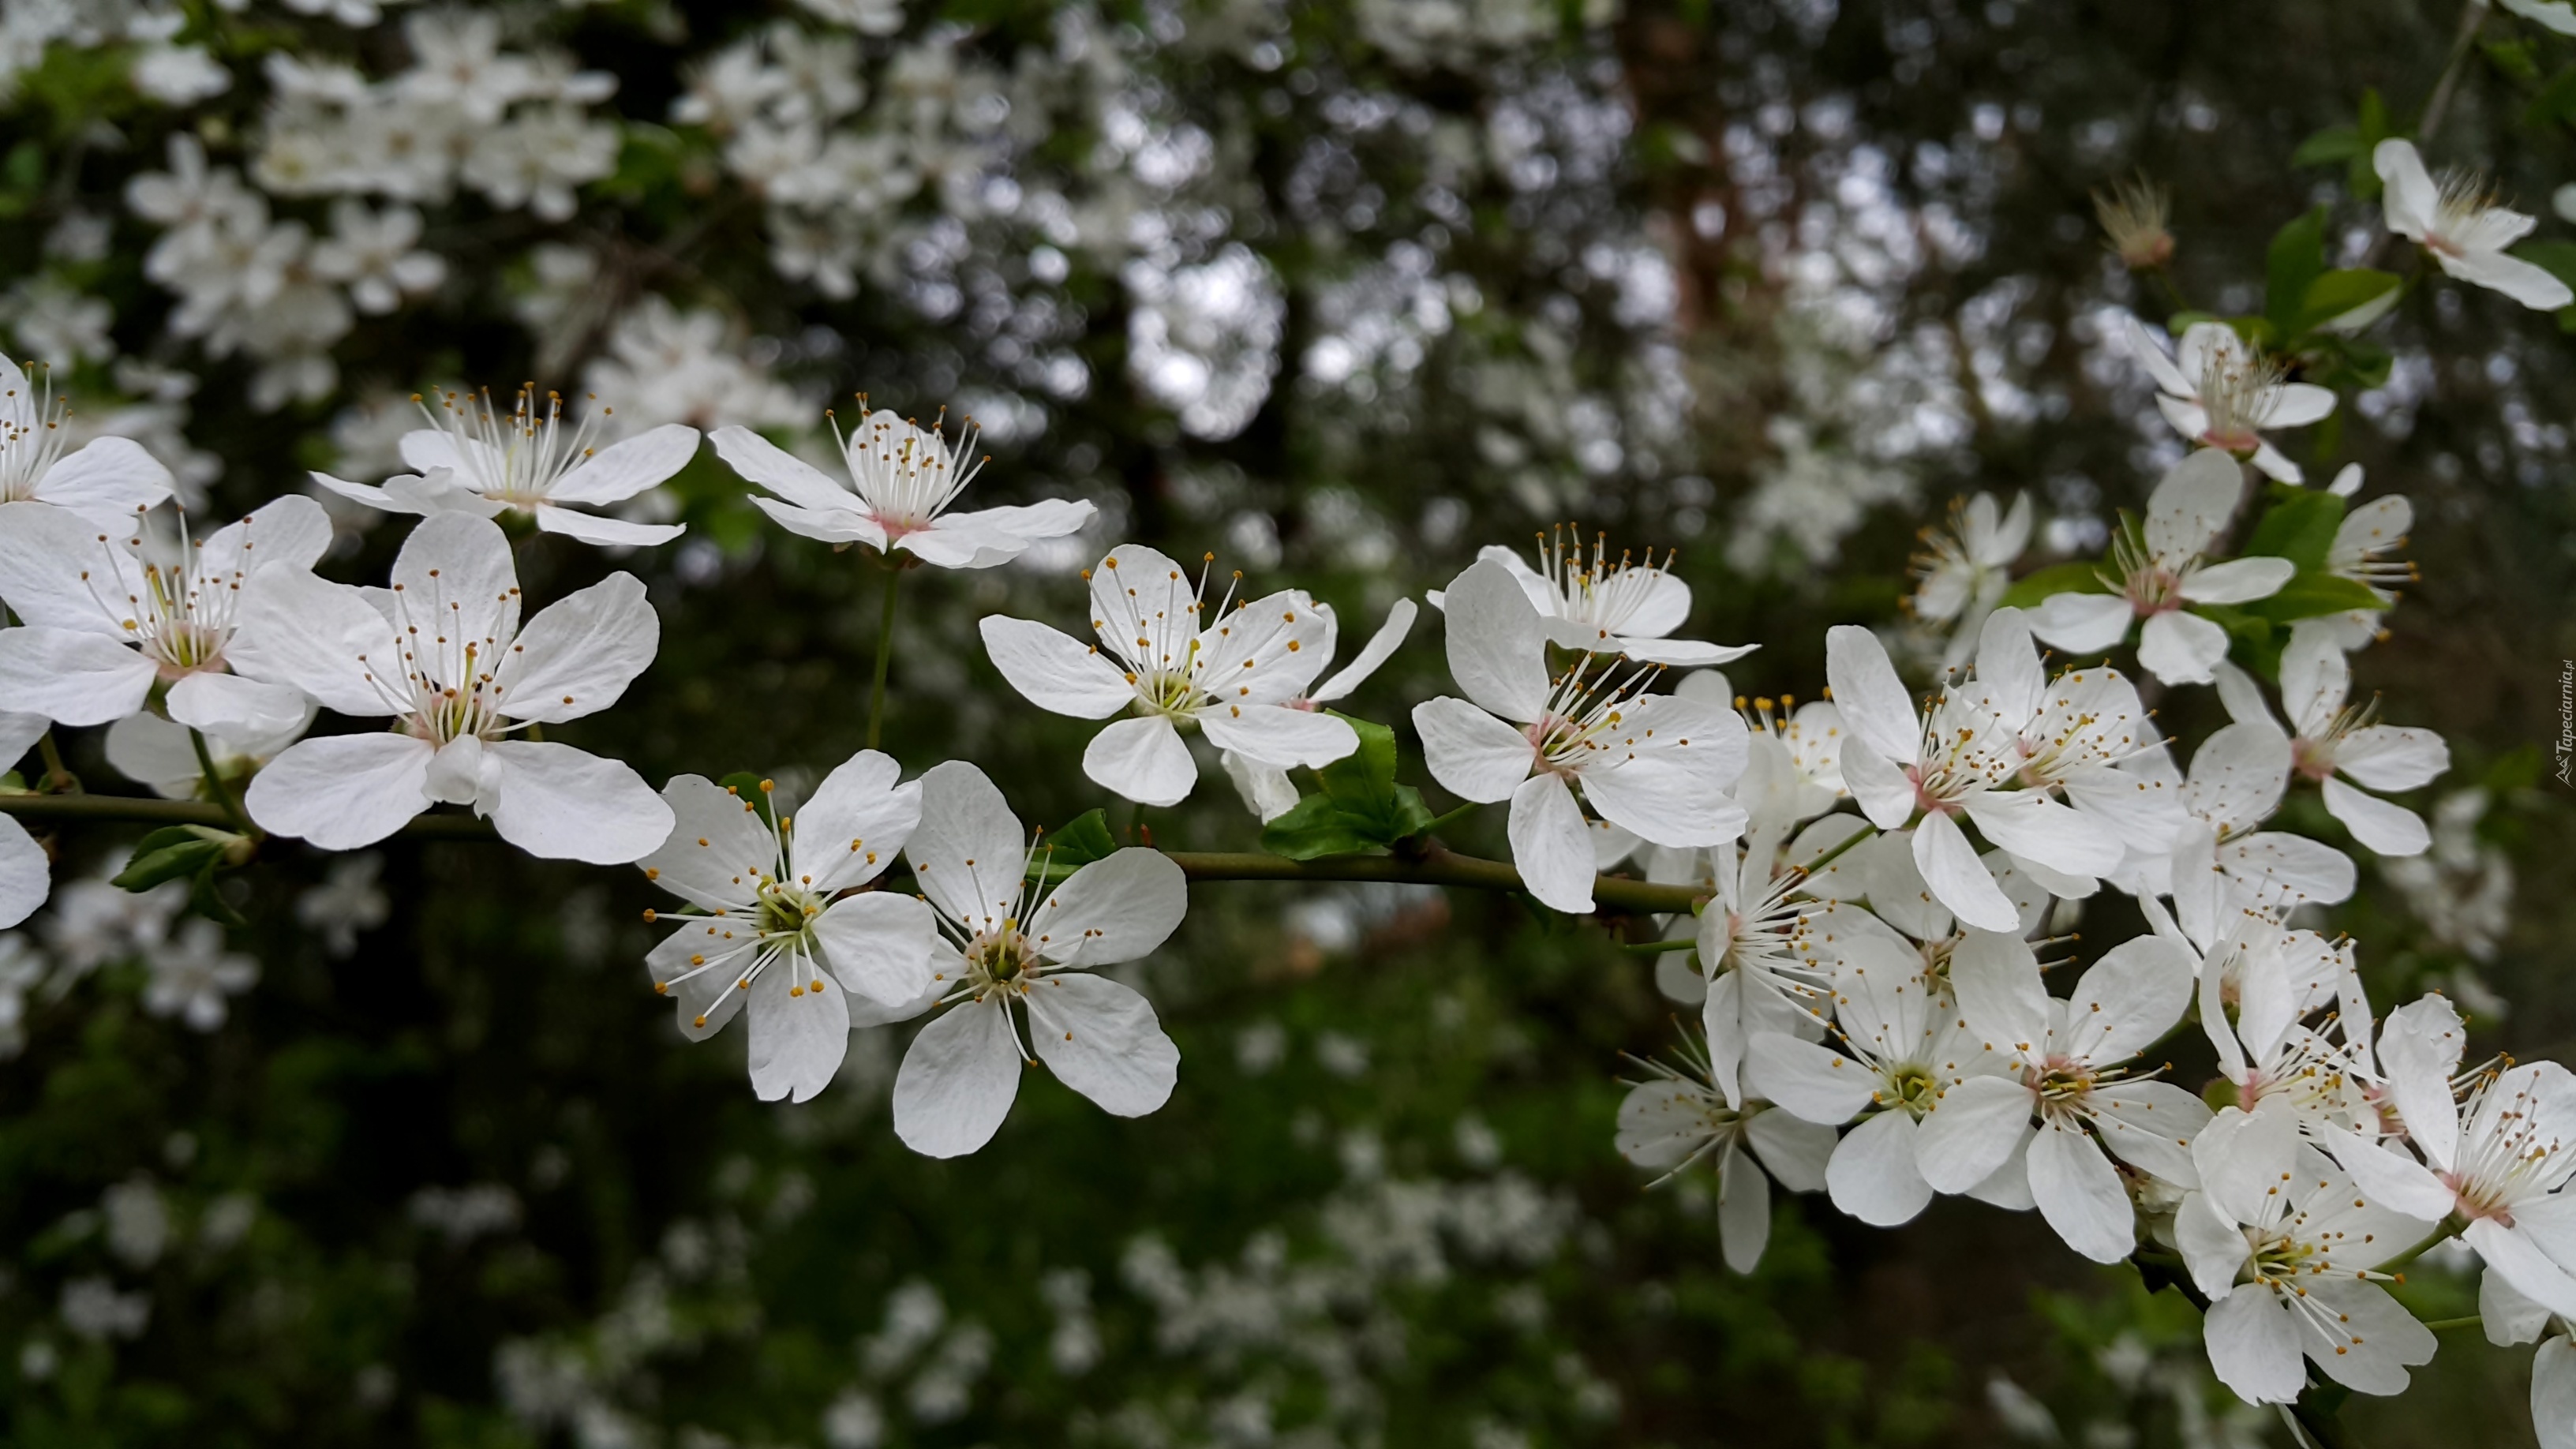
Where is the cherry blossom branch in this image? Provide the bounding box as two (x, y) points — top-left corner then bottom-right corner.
(0, 794), (496, 840)
(0, 796), (1709, 912)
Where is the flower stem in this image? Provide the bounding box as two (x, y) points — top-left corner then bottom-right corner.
(2378, 1218), (2465, 1275)
(1620, 938), (1699, 954)
(1126, 799), (1147, 845)
(2421, 1315), (2483, 1332)
(866, 560), (902, 751)
(35, 730), (75, 793)
(1413, 801), (1481, 842)
(2417, 0), (2489, 144)
(189, 728), (258, 840)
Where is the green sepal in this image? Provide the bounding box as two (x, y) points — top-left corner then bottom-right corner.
(113, 828), (227, 893)
(1044, 808), (1120, 869)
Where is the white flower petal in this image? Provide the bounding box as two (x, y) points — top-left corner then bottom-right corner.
(814, 893), (937, 1007)
(0, 499), (137, 635)
(1026, 972), (1179, 1118)
(2321, 777), (2430, 856)
(532, 507), (687, 548)
(1082, 715), (1197, 807)
(892, 998), (1023, 1159)
(547, 424), (701, 505)
(2061, 934), (2196, 1064)
(2179, 556), (2294, 605)
(2334, 725), (2450, 792)
(1437, 559), (1552, 722)
(245, 733), (434, 848)
(2535, 1336), (2576, 1449)
(2136, 609), (2230, 686)
(2442, 245), (2576, 310)
(1949, 928), (2050, 1060)
(1311, 598), (1418, 702)
(2028, 591), (2135, 655)
(1413, 696), (1536, 803)
(1507, 771), (1594, 913)
(1743, 1032), (1876, 1125)
(1826, 1110), (1934, 1226)
(481, 739), (674, 864)
(2374, 138), (2439, 242)
(230, 567), (406, 717)
(1822, 624), (1919, 765)
(490, 572), (657, 725)
(710, 425), (859, 516)
(1911, 811), (2020, 932)
(747, 494), (886, 549)
(1715, 1145), (1773, 1273)
(2028, 1118), (2135, 1263)
(1198, 702), (1359, 770)
(1960, 788), (2122, 881)
(0, 814), (47, 929)
(791, 749), (919, 893)
(2145, 448), (2243, 564)
(746, 959), (849, 1104)
(164, 672), (311, 751)
(0, 626), (154, 726)
(31, 437), (174, 529)
(979, 616), (1136, 720)
(1028, 847), (1188, 969)
(1915, 1074), (2036, 1195)
(1745, 1107), (1837, 1193)
(905, 761), (1027, 932)
(638, 774), (777, 912)
(2203, 1290), (2307, 1406)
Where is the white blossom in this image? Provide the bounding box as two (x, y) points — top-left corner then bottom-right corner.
(1220, 597), (1419, 822)
(0, 496), (330, 735)
(2124, 317), (2335, 484)
(638, 754), (934, 1103)
(715, 406), (1091, 568)
(229, 512), (673, 861)
(2030, 450), (2293, 686)
(1915, 930), (2211, 1264)
(888, 761), (1189, 1157)
(314, 386), (701, 548)
(142, 919), (258, 1031)
(984, 545), (1360, 807)
(2215, 627), (2449, 856)
(2175, 1102), (2437, 1404)
(1467, 527), (1754, 666)
(1616, 1038), (1833, 1274)
(2376, 139), (2575, 312)
(1413, 559), (1747, 914)
(1826, 619), (2121, 930)
(0, 355), (176, 528)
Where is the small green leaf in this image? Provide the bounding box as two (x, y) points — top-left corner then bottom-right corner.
(2243, 572), (2386, 623)
(189, 863), (249, 929)
(2293, 268), (2401, 335)
(2485, 38), (2543, 86)
(113, 829), (226, 893)
(2291, 125), (2361, 168)
(2525, 64), (2576, 128)
(2264, 207), (2327, 336)
(1998, 560), (2112, 611)
(715, 772), (779, 829)
(1258, 793), (1384, 861)
(2241, 488), (2346, 572)
(1045, 808), (1120, 868)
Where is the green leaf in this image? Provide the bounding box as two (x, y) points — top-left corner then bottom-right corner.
(2292, 268), (2402, 335)
(1258, 792), (1387, 861)
(2291, 125), (2361, 168)
(189, 864), (249, 929)
(716, 772), (779, 829)
(1044, 808), (1120, 869)
(2241, 488), (2346, 572)
(2264, 207), (2327, 336)
(1998, 560), (2112, 611)
(1257, 715), (1437, 859)
(2524, 64), (2576, 128)
(2242, 572), (2387, 623)
(2485, 38), (2543, 86)
(2349, 89), (2391, 200)
(112, 829), (226, 893)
